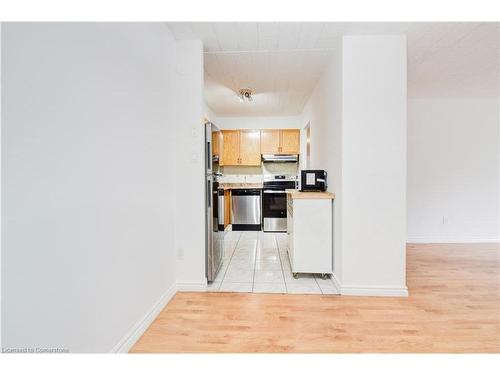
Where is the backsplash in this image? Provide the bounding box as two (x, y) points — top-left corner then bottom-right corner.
(221, 166), (262, 175)
(222, 162), (298, 175)
(218, 162), (299, 183)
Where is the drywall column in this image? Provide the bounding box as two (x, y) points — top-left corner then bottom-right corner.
(173, 40), (206, 290)
(340, 35), (408, 296)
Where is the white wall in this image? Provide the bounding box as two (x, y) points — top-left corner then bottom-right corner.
(203, 102), (217, 123)
(301, 50), (343, 280)
(173, 40), (206, 290)
(407, 98), (500, 242)
(1, 23), (178, 352)
(0, 23), (3, 349)
(301, 36), (408, 296)
(341, 36), (407, 294)
(215, 116), (301, 129)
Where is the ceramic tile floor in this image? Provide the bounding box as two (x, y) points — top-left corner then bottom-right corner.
(207, 231), (340, 295)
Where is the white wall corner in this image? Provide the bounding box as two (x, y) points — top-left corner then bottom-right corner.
(110, 283), (177, 353)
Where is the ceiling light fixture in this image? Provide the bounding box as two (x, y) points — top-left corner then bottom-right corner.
(238, 88), (253, 102)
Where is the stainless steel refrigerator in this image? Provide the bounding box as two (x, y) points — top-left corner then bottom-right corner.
(205, 121), (223, 282)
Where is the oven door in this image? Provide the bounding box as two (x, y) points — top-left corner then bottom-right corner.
(262, 189), (287, 232)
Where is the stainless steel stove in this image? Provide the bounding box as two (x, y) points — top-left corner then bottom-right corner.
(262, 174), (298, 232)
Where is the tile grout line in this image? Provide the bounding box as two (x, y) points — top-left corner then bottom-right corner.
(276, 232), (323, 295)
(218, 231), (243, 291)
(251, 232), (259, 292)
(275, 234), (288, 294)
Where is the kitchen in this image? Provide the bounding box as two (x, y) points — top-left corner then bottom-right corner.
(205, 121), (337, 294)
(164, 22), (409, 300)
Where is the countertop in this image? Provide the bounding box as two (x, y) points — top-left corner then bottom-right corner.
(218, 182), (263, 190)
(286, 189), (335, 199)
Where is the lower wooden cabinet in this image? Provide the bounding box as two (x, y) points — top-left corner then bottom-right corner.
(224, 190), (231, 228)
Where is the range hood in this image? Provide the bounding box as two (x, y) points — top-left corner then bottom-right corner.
(262, 154), (299, 163)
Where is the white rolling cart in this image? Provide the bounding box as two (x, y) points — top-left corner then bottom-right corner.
(286, 190), (334, 279)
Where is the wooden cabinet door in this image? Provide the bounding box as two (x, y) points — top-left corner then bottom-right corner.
(211, 131), (220, 156)
(221, 130), (240, 166)
(224, 190), (231, 228)
(280, 129), (300, 154)
(260, 129), (280, 154)
(239, 129), (261, 166)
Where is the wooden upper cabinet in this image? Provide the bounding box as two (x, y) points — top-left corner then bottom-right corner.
(280, 129), (300, 154)
(220, 129), (262, 166)
(212, 131), (220, 156)
(239, 130), (261, 166)
(221, 130), (240, 166)
(260, 129), (300, 154)
(261, 129), (281, 154)
(220, 128), (298, 165)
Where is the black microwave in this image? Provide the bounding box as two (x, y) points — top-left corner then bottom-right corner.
(300, 170), (327, 192)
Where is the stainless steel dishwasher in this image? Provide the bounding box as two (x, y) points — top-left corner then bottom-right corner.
(231, 189), (262, 231)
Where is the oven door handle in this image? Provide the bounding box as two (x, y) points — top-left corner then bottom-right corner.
(263, 190), (286, 194)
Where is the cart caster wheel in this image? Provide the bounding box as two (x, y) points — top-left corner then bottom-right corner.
(293, 273), (299, 279)
(321, 273), (328, 280)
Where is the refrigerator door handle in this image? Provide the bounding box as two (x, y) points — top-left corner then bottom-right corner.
(207, 181), (211, 208)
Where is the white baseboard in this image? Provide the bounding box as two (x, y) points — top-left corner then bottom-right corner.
(176, 279), (207, 292)
(111, 283), (177, 353)
(330, 273), (408, 297)
(407, 236), (499, 244)
(340, 284), (409, 297)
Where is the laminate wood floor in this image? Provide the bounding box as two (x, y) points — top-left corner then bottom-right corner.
(131, 243), (500, 353)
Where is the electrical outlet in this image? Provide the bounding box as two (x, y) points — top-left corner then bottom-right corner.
(442, 216), (448, 225)
(177, 247), (184, 260)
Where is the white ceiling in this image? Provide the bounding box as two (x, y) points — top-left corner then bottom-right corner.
(167, 22), (499, 116)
